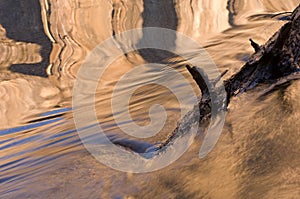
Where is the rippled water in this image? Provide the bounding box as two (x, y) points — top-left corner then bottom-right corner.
(1, 0), (300, 198)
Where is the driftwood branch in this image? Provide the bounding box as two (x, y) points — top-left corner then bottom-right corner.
(190, 4), (300, 107)
(249, 39), (261, 52)
(114, 5), (300, 156)
(224, 4), (300, 102)
(158, 4), (300, 154)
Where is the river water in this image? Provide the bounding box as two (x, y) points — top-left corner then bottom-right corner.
(0, 0), (299, 198)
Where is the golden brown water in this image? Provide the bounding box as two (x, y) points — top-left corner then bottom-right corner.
(0, 0), (300, 198)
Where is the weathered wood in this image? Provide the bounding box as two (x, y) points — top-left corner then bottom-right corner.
(188, 5), (300, 106)
(154, 5), (300, 154)
(223, 4), (300, 103)
(114, 5), (300, 155)
(249, 39), (261, 52)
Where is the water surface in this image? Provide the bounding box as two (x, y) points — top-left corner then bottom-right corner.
(0, 0), (300, 198)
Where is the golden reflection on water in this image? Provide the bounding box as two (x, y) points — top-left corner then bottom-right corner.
(0, 0), (300, 198)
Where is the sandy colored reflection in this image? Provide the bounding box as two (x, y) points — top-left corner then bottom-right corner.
(0, 24), (61, 129)
(1, 0), (300, 198)
(0, 24), (42, 68)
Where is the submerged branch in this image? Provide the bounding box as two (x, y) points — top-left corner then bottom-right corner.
(162, 4), (300, 152)
(113, 5), (300, 156)
(224, 4), (300, 102)
(189, 4), (300, 107)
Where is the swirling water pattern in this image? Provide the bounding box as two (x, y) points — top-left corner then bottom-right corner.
(0, 0), (299, 198)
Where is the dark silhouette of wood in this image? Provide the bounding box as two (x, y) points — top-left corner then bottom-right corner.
(249, 39), (261, 52)
(224, 4), (300, 102)
(114, 5), (300, 155)
(188, 4), (300, 107)
(153, 5), (300, 155)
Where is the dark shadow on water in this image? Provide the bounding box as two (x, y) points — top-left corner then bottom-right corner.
(138, 0), (178, 63)
(0, 0), (51, 77)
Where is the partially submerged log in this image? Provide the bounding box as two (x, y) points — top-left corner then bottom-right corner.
(161, 4), (300, 153)
(188, 4), (299, 107)
(115, 5), (300, 156)
(224, 4), (300, 102)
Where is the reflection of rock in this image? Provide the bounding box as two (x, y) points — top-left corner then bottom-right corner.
(0, 75), (61, 129)
(175, 0), (230, 40)
(0, 24), (42, 68)
(227, 0), (299, 25)
(0, 0), (51, 76)
(40, 0), (115, 98)
(0, 24), (6, 40)
(0, 24), (60, 129)
(40, 0), (232, 98)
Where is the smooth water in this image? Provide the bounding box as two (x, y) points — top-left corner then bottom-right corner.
(0, 0), (299, 198)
